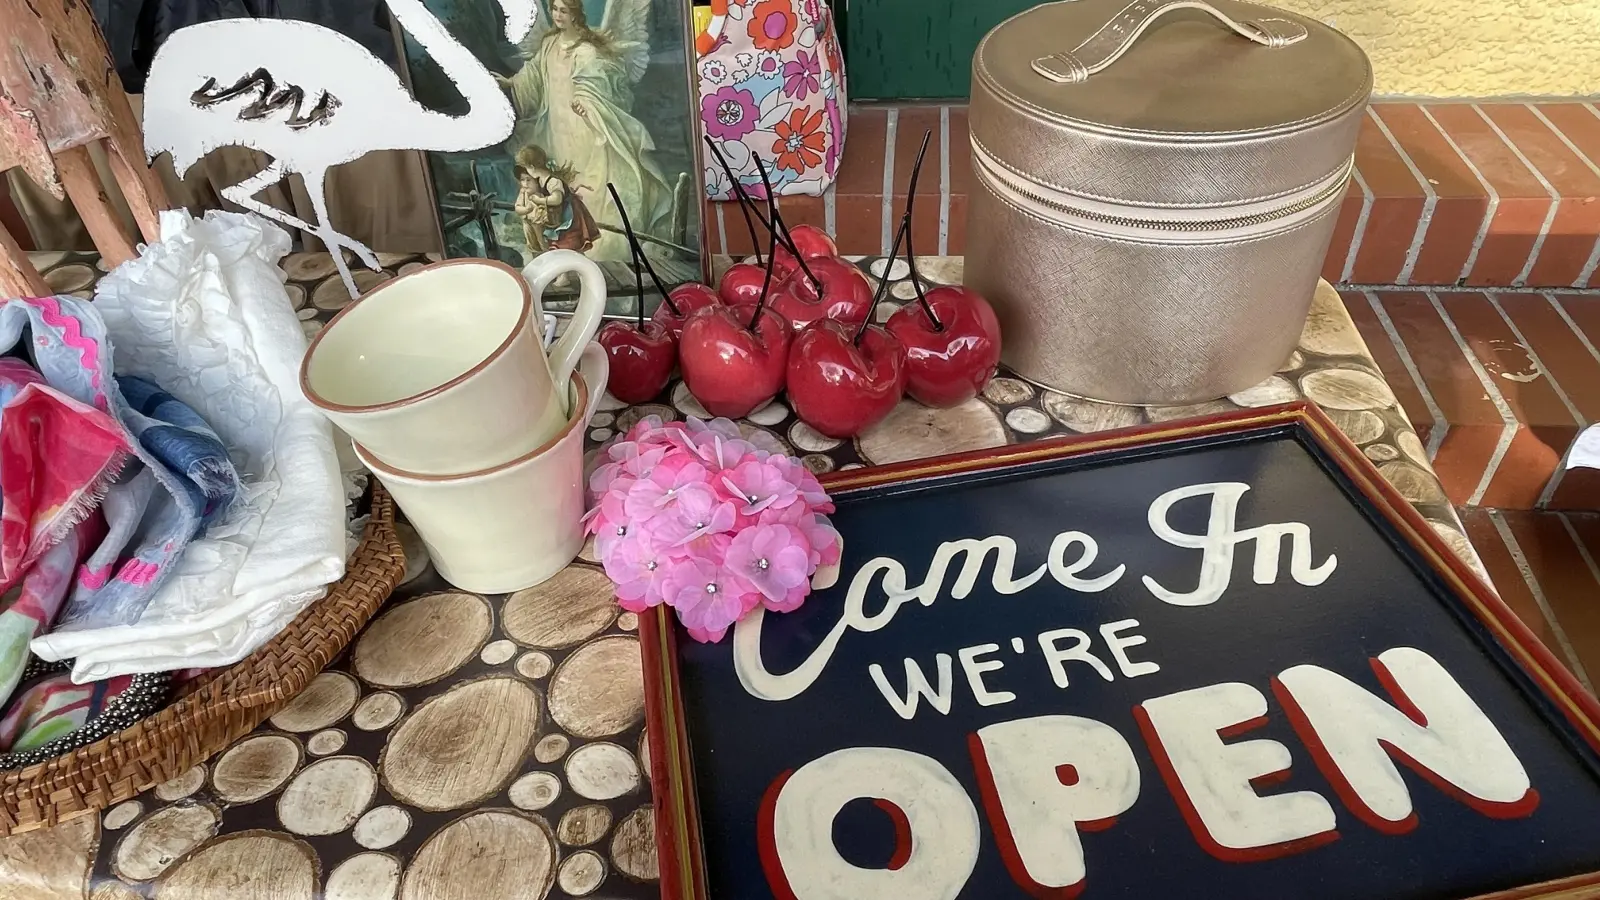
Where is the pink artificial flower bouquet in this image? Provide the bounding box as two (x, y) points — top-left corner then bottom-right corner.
(585, 416), (842, 643)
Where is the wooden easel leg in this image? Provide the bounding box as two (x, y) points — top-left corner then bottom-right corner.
(103, 139), (167, 244)
(0, 224), (50, 299)
(55, 144), (137, 268)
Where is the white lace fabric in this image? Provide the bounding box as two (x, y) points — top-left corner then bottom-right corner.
(32, 210), (359, 682)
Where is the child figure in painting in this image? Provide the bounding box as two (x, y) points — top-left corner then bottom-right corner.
(513, 144), (602, 259)
(513, 160), (559, 254)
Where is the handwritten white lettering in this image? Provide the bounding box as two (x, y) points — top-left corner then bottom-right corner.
(1049, 532), (1126, 592)
(972, 716), (1142, 894)
(1038, 628), (1116, 688)
(870, 655), (956, 720)
(1100, 619), (1161, 678)
(1136, 682), (1339, 859)
(737, 534), (1110, 702)
(761, 652), (1533, 894)
(1142, 483), (1336, 607)
(760, 747), (980, 899)
(735, 481), (1332, 704)
(1274, 647), (1537, 830)
(919, 537), (1048, 603)
(735, 558), (911, 703)
(958, 644), (1016, 707)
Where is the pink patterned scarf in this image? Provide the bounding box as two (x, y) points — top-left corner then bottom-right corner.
(0, 358), (127, 588)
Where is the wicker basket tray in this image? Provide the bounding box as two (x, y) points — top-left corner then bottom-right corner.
(0, 483), (405, 836)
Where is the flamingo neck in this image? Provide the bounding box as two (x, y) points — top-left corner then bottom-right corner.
(388, 0), (514, 145)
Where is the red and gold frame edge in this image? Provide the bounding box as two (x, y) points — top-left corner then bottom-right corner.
(638, 401), (1600, 900)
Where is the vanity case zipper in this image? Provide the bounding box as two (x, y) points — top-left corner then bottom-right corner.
(972, 140), (1353, 243)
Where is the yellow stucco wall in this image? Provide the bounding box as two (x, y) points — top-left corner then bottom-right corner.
(1277, 0), (1600, 97)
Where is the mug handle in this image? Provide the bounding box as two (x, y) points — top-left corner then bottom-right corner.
(522, 249), (608, 397)
(575, 340), (611, 424)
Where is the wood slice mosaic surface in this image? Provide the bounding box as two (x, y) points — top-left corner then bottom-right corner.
(0, 253), (1481, 898)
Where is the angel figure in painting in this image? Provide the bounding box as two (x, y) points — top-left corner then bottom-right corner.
(513, 143), (601, 254)
(498, 0), (675, 261)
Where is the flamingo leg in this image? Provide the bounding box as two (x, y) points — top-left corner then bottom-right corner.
(300, 166), (380, 300)
(219, 161), (325, 240)
(221, 161), (379, 299)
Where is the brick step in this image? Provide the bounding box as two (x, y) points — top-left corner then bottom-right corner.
(1342, 287), (1600, 510)
(1464, 508), (1600, 694)
(705, 102), (1600, 290)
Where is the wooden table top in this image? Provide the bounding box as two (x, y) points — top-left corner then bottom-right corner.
(0, 252), (1482, 899)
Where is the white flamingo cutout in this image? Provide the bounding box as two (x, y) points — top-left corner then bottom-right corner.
(143, 0), (536, 298)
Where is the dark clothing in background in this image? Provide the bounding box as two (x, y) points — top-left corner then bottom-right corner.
(92, 0), (401, 94)
(9, 0), (444, 254)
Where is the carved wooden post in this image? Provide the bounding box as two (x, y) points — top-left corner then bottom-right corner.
(0, 0), (171, 291)
(0, 90), (53, 295)
(55, 145), (138, 267)
(0, 217), (49, 298)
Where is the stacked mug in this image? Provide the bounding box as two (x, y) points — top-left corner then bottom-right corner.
(299, 252), (611, 593)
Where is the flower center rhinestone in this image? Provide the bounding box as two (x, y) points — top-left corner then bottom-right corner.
(646, 560), (657, 571)
(757, 558), (770, 570)
(705, 583), (718, 594)
(615, 525), (626, 536)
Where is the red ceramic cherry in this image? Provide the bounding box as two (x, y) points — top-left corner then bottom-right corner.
(679, 305), (793, 418)
(770, 223), (839, 277)
(597, 320), (676, 405)
(653, 282), (722, 339)
(788, 224), (838, 260)
(786, 319), (907, 439)
(771, 256), (874, 332)
(885, 285), (1002, 408)
(769, 245), (802, 280)
(718, 263), (767, 308)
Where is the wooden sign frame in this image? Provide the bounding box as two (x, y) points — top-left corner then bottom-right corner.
(641, 402), (1600, 900)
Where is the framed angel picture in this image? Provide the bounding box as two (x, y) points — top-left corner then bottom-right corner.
(395, 0), (704, 310)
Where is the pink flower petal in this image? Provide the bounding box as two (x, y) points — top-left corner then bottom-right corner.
(654, 493), (739, 547)
(766, 580), (810, 613)
(664, 558), (757, 642)
(719, 459), (800, 517)
(685, 624), (730, 643)
(800, 514), (842, 567)
(588, 416), (834, 633)
(726, 524), (813, 604)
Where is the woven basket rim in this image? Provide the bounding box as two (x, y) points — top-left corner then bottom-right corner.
(0, 483), (405, 836)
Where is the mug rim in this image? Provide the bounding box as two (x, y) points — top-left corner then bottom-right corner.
(355, 370), (590, 483)
(299, 257), (534, 415)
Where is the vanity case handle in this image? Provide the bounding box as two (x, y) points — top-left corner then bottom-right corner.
(1031, 0), (1307, 84)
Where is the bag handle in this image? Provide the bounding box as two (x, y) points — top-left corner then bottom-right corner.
(1031, 0), (1307, 84)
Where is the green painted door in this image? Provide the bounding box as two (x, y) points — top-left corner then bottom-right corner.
(842, 0), (1038, 100)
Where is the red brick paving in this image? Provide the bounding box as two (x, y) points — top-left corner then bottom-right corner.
(705, 101), (1600, 290)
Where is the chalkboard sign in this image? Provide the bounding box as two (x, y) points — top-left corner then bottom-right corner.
(640, 404), (1600, 900)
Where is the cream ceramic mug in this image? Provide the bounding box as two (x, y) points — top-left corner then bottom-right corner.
(301, 252), (606, 474)
(356, 343), (609, 594)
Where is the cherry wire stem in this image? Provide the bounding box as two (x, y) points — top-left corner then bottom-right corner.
(855, 131), (934, 346)
(632, 233), (644, 329)
(607, 182), (679, 318)
(703, 137), (820, 293)
(900, 130), (942, 332)
(857, 213), (909, 346)
(703, 136), (764, 266)
(749, 192), (782, 331)
(750, 157), (822, 294)
(609, 183), (644, 327)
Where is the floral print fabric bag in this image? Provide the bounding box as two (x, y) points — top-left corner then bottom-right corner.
(697, 0), (847, 199)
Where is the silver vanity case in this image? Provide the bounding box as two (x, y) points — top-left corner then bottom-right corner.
(965, 0), (1371, 404)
